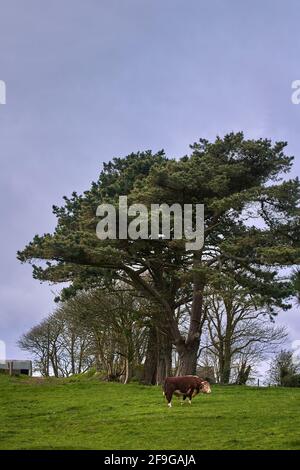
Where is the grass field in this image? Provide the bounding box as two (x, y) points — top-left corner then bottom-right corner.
(0, 374), (300, 450)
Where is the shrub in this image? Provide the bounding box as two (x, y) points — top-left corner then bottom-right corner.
(282, 374), (300, 388)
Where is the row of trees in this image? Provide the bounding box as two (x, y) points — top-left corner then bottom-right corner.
(19, 282), (288, 384)
(19, 289), (148, 382)
(18, 133), (300, 383)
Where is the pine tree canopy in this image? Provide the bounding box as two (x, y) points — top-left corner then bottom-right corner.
(18, 133), (300, 315)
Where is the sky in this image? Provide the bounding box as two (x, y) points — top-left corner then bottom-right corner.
(0, 0), (300, 371)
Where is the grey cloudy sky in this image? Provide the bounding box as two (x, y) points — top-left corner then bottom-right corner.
(0, 0), (300, 364)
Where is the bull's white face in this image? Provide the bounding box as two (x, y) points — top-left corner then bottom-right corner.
(200, 381), (211, 394)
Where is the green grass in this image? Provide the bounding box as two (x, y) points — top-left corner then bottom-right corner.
(0, 374), (300, 450)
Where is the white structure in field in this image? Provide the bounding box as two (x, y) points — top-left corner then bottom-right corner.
(0, 360), (32, 376)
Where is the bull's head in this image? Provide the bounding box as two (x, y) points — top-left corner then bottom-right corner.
(199, 380), (211, 394)
(191, 378), (212, 397)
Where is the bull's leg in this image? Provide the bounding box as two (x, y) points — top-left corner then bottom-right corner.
(187, 389), (194, 405)
(165, 390), (173, 407)
(181, 394), (187, 405)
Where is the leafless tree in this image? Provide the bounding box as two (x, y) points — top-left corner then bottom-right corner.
(19, 287), (149, 382)
(18, 311), (93, 377)
(202, 286), (288, 384)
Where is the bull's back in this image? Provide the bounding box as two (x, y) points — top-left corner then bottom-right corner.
(164, 375), (198, 393)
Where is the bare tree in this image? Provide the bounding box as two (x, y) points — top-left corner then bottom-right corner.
(18, 321), (51, 376)
(203, 286), (288, 384)
(19, 287), (150, 381)
(18, 309), (93, 377)
(59, 287), (148, 382)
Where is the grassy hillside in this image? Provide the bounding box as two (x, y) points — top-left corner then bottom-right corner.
(0, 374), (299, 450)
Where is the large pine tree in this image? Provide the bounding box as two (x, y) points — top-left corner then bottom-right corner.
(18, 133), (300, 375)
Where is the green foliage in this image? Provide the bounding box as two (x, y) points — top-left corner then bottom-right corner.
(282, 374), (300, 387)
(268, 350), (300, 386)
(17, 133), (300, 308)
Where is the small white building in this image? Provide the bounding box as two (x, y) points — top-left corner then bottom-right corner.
(0, 360), (32, 376)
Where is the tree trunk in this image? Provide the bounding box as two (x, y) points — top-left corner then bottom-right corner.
(124, 357), (132, 384)
(123, 338), (134, 384)
(142, 326), (158, 385)
(219, 362), (231, 384)
(219, 351), (231, 384)
(220, 315), (234, 384)
(70, 334), (76, 375)
(156, 330), (172, 385)
(142, 326), (172, 384)
(94, 331), (104, 372)
(50, 353), (59, 377)
(176, 338), (200, 376)
(176, 254), (206, 376)
(236, 362), (251, 385)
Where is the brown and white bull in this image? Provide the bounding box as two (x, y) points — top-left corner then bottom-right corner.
(163, 375), (211, 407)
